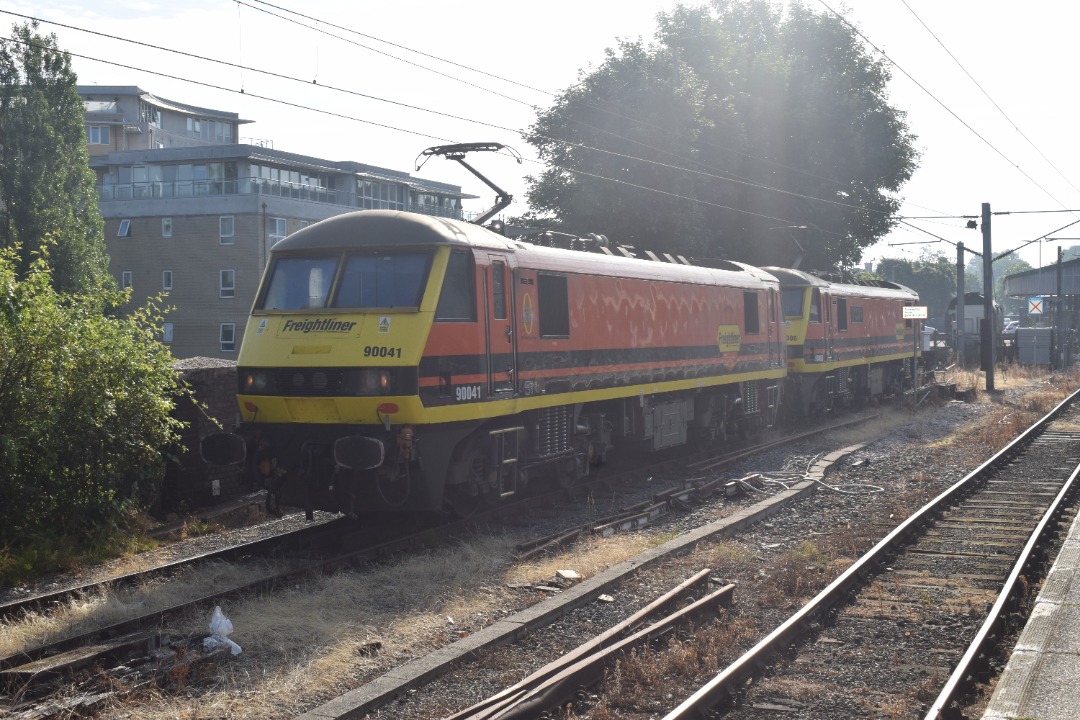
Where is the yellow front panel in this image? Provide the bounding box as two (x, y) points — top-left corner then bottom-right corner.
(239, 312), (433, 368)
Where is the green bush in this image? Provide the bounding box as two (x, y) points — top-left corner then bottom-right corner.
(0, 247), (184, 552)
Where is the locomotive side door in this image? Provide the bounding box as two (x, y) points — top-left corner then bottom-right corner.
(767, 288), (780, 368)
(481, 252), (517, 397)
(821, 291), (832, 361)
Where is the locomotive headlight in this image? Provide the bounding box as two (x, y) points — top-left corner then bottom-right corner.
(359, 369), (393, 394)
(244, 370), (271, 392)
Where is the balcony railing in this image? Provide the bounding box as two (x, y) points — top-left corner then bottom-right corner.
(95, 176), (468, 220)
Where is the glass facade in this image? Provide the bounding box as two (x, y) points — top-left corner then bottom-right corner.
(96, 161), (466, 219)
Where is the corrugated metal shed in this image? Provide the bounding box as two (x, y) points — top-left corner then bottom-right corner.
(1002, 258), (1080, 297)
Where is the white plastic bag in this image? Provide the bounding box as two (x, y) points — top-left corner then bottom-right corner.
(203, 605), (243, 655)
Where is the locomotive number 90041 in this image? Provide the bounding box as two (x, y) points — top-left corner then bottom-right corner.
(364, 346), (402, 358)
(455, 384), (482, 402)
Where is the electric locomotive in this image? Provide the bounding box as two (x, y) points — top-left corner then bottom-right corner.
(763, 268), (919, 415)
(203, 210), (788, 517)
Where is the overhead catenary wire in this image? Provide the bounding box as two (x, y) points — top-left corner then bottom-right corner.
(898, 0), (1080, 202)
(240, 0), (856, 196)
(7, 7), (1076, 263)
(4, 3), (868, 227)
(1, 6), (1028, 246)
(2, 15), (849, 229)
(817, 0), (1073, 215)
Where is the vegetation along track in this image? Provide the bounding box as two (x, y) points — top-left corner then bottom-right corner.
(666, 387), (1080, 720)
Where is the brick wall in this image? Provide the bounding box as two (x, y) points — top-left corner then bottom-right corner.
(160, 359), (245, 514)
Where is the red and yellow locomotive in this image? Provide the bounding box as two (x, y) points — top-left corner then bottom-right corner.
(206, 210), (790, 516)
(764, 267), (918, 415)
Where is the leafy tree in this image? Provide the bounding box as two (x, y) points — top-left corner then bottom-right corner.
(0, 246), (183, 551)
(0, 22), (111, 296)
(522, 40), (712, 257)
(522, 0), (918, 269)
(874, 251), (955, 322)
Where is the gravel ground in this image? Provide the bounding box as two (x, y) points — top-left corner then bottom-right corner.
(365, 378), (1069, 720)
(5, 372), (1068, 720)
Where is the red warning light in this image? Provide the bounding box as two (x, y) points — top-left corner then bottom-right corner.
(378, 402), (399, 415)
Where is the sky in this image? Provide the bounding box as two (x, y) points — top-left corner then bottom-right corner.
(5, 0), (1080, 273)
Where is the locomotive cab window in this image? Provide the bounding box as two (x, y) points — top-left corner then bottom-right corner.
(538, 273), (570, 337)
(837, 298), (848, 331)
(782, 289), (804, 319)
(435, 250), (476, 321)
(260, 256), (339, 309)
(335, 251), (431, 309)
(852, 306), (864, 323)
(809, 289), (822, 323)
(492, 260), (507, 320)
(743, 291), (760, 334)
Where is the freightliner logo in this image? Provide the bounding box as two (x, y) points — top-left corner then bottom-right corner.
(281, 318), (358, 334)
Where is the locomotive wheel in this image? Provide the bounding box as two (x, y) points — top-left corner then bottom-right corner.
(444, 440), (490, 518)
(444, 483), (489, 518)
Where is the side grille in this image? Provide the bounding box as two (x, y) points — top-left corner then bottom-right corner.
(741, 381), (760, 415)
(536, 406), (574, 458)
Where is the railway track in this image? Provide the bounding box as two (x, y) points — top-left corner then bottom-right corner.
(663, 387), (1080, 719)
(0, 511), (347, 624)
(0, 408), (879, 717)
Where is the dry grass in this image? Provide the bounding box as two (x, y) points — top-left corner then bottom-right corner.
(19, 366), (1080, 719)
(507, 535), (656, 587)
(596, 612), (758, 714)
(0, 561), (279, 659)
(85, 534), (515, 718)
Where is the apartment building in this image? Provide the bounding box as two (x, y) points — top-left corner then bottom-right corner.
(81, 85), (474, 359)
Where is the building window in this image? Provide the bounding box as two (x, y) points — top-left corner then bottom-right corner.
(269, 217), (287, 246)
(86, 125), (110, 145)
(162, 217), (172, 238)
(220, 323), (236, 352)
(162, 270), (173, 291)
(117, 219), (131, 237)
(121, 271), (132, 289)
(358, 180), (405, 210)
(220, 216), (235, 244)
(162, 322), (173, 343)
(220, 269), (235, 298)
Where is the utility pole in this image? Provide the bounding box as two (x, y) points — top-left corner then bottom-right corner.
(982, 203), (996, 391)
(956, 242), (965, 368)
(1056, 246), (1064, 370)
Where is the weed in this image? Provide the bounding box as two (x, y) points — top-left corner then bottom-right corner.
(768, 540), (832, 600)
(0, 526), (159, 586)
(182, 520), (222, 537)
